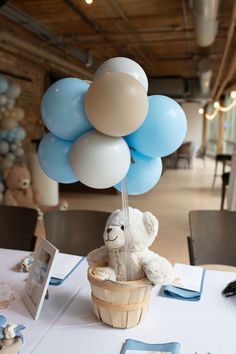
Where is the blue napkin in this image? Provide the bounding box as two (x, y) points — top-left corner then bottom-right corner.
(161, 269), (206, 301)
(121, 339), (180, 353)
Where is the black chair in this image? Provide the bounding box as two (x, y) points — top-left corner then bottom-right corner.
(175, 142), (196, 169)
(0, 206), (38, 251)
(187, 210), (236, 266)
(221, 172), (230, 210)
(43, 210), (110, 256)
(212, 154), (231, 188)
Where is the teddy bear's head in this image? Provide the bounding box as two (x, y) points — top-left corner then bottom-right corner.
(103, 207), (159, 251)
(4, 163), (31, 191)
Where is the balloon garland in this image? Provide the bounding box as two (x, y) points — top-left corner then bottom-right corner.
(0, 75), (26, 202)
(39, 57), (187, 195)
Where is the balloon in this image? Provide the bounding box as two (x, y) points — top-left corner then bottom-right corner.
(10, 143), (17, 151)
(5, 152), (15, 162)
(14, 147), (24, 157)
(70, 130), (130, 189)
(0, 192), (3, 203)
(115, 151), (162, 195)
(6, 98), (15, 110)
(0, 117), (17, 131)
(41, 78), (92, 141)
(126, 95), (187, 158)
(95, 57), (148, 92)
(0, 141), (9, 154)
(0, 76), (9, 94)
(0, 95), (7, 105)
(85, 72), (148, 137)
(15, 127), (26, 141)
(5, 83), (21, 99)
(38, 132), (78, 184)
(11, 107), (24, 121)
(0, 130), (7, 139)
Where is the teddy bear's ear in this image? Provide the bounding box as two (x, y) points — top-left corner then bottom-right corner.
(4, 167), (11, 180)
(143, 212), (159, 235)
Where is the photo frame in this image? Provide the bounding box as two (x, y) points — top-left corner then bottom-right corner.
(22, 238), (58, 320)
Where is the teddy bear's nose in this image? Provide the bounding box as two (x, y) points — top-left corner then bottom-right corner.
(107, 227), (112, 234)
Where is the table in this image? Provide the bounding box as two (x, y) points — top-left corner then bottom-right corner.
(1, 249), (236, 354)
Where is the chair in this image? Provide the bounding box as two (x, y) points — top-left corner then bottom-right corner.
(196, 145), (206, 167)
(176, 142), (196, 169)
(43, 210), (110, 256)
(187, 210), (236, 266)
(0, 206), (38, 251)
(221, 172), (230, 210)
(212, 154), (231, 188)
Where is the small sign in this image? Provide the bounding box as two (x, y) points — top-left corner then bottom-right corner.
(22, 238), (58, 320)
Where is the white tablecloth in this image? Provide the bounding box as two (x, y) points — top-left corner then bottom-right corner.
(1, 249), (236, 354)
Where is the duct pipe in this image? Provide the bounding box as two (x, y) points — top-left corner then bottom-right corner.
(0, 31), (93, 79)
(192, 0), (220, 47)
(198, 58), (212, 96)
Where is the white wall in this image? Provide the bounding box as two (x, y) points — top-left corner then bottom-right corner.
(182, 102), (203, 149)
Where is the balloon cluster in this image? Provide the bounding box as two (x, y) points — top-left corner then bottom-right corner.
(0, 75), (26, 201)
(39, 57), (187, 195)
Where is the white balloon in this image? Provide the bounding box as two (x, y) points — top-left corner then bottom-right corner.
(6, 99), (15, 109)
(14, 147), (24, 157)
(0, 141), (9, 155)
(70, 130), (130, 189)
(5, 152), (15, 161)
(95, 57), (148, 92)
(6, 83), (21, 99)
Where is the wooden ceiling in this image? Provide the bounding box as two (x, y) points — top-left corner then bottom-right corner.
(3, 0), (236, 97)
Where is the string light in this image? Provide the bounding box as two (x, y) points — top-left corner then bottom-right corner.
(198, 108), (204, 115)
(200, 93), (236, 120)
(85, 0), (93, 4)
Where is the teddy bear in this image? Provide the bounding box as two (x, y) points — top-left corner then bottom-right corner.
(3, 162), (42, 212)
(87, 207), (175, 285)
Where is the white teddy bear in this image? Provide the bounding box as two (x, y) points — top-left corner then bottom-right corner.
(87, 207), (174, 285)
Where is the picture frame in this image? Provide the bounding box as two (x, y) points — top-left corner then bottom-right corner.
(22, 237), (58, 320)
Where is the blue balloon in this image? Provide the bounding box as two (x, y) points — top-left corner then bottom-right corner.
(115, 150), (162, 195)
(126, 95), (187, 158)
(38, 132), (78, 184)
(0, 130), (7, 139)
(15, 127), (26, 141)
(0, 76), (9, 94)
(41, 78), (92, 141)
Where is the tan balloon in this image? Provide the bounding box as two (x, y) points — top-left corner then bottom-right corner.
(85, 72), (148, 137)
(0, 117), (17, 130)
(11, 107), (25, 121)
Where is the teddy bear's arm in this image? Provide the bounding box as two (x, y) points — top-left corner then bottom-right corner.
(141, 251), (175, 286)
(87, 246), (108, 266)
(4, 190), (18, 206)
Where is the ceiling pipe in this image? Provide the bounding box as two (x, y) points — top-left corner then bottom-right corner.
(192, 0), (220, 47)
(0, 31), (93, 79)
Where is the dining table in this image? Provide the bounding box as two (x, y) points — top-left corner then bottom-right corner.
(1, 248), (236, 354)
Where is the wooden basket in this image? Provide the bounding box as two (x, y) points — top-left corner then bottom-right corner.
(87, 264), (153, 329)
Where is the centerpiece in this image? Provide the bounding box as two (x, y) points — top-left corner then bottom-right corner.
(38, 56), (187, 328)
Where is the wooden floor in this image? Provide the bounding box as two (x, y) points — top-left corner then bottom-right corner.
(37, 158), (226, 265)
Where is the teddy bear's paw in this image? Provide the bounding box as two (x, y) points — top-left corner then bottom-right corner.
(36, 208), (43, 220)
(93, 267), (117, 282)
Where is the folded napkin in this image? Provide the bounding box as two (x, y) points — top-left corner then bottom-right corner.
(161, 270), (206, 301)
(121, 339), (180, 354)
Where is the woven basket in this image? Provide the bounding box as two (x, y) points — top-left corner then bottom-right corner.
(88, 264), (153, 329)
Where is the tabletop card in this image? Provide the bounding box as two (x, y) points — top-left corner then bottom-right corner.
(22, 238), (58, 320)
(172, 263), (204, 292)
